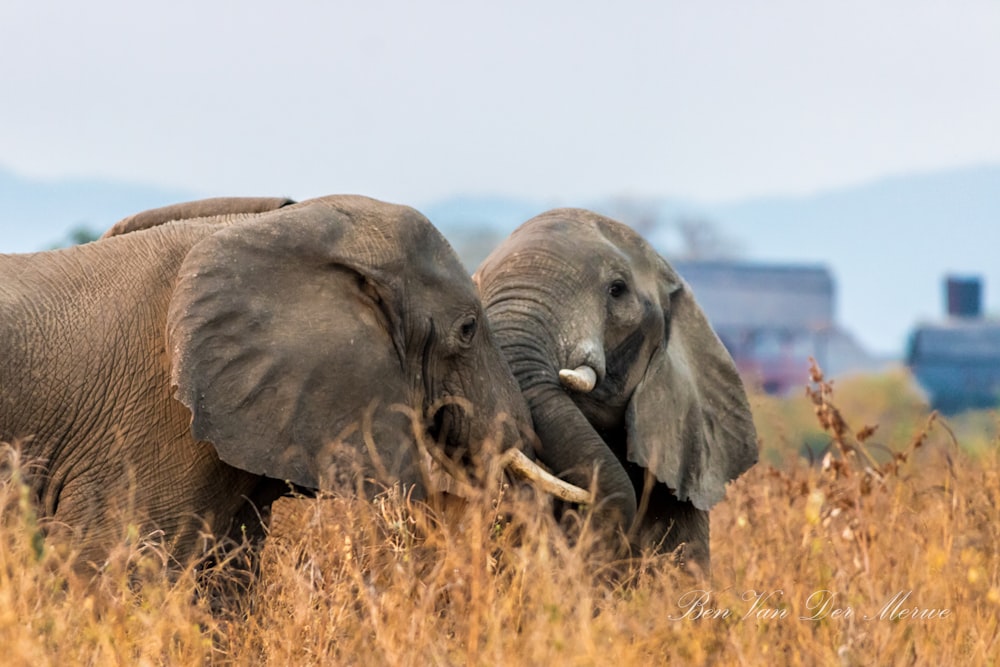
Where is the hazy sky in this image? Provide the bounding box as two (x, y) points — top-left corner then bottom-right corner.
(3, 1), (1000, 204)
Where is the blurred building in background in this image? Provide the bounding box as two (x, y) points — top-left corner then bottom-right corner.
(907, 276), (1000, 413)
(673, 261), (876, 394)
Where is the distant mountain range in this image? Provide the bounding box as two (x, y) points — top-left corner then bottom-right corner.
(3, 162), (999, 357)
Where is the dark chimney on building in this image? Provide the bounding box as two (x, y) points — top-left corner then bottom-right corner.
(945, 275), (982, 318)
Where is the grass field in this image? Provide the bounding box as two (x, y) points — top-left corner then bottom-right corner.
(2, 363), (998, 666)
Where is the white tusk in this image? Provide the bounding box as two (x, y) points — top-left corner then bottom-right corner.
(501, 449), (593, 505)
(558, 365), (597, 393)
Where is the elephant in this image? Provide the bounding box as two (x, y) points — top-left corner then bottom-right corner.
(0, 194), (545, 566)
(474, 208), (758, 572)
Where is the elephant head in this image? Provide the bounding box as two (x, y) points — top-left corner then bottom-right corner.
(163, 195), (539, 492)
(474, 208), (757, 567)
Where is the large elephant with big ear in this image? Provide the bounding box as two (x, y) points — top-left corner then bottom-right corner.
(474, 208), (758, 572)
(0, 194), (542, 566)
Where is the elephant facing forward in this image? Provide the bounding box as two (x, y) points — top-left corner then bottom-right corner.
(0, 195), (540, 565)
(475, 208), (758, 572)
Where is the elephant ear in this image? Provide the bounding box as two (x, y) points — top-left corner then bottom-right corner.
(166, 199), (415, 490)
(102, 196), (295, 238)
(625, 265), (758, 510)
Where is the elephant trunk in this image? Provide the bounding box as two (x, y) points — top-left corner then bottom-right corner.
(482, 291), (637, 538)
(523, 381), (637, 533)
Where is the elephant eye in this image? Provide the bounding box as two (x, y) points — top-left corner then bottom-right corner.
(458, 316), (478, 344)
(608, 280), (628, 299)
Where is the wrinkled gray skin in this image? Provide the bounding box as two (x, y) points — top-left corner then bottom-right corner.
(0, 195), (534, 565)
(475, 209), (758, 572)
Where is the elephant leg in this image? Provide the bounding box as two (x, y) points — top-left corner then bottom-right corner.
(232, 475), (316, 547)
(599, 427), (710, 571)
(632, 477), (710, 575)
(151, 443), (270, 558)
(44, 439), (267, 567)
(43, 467), (137, 567)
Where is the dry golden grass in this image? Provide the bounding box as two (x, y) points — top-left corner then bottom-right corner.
(2, 365), (999, 666)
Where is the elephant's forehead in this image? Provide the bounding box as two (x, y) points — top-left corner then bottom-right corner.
(305, 195), (448, 249)
(416, 255), (477, 298)
(508, 220), (635, 268)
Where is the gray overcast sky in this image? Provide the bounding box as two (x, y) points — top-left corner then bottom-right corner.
(3, 1), (1000, 204)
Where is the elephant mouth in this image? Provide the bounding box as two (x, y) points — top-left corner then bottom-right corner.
(426, 399), (471, 460)
(427, 405), (451, 451)
(560, 329), (646, 396)
(559, 367), (630, 431)
(559, 364), (625, 400)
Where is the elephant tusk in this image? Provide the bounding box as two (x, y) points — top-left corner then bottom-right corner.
(501, 449), (593, 505)
(558, 365), (597, 393)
